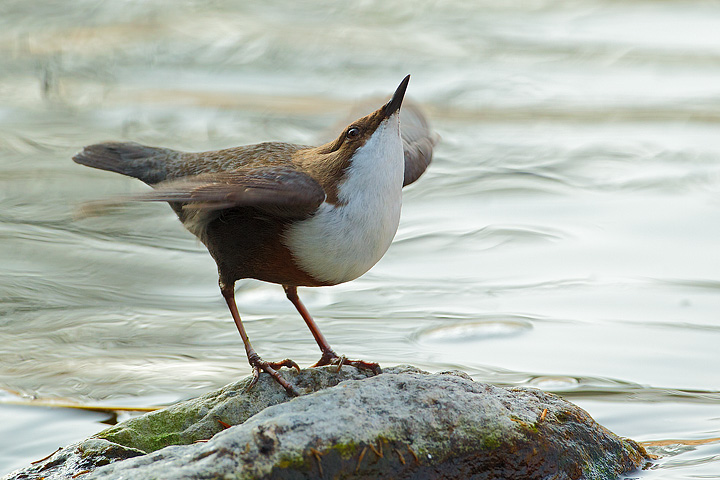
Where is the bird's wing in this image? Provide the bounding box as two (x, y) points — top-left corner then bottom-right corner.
(137, 166), (326, 218)
(400, 103), (439, 187)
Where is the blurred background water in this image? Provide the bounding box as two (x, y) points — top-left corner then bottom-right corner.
(1, 0), (720, 477)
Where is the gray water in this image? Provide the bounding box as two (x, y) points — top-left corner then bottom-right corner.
(2, 0), (720, 477)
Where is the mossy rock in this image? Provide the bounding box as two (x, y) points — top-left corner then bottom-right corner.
(4, 366), (648, 480)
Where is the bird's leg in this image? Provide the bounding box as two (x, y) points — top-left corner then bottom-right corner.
(283, 285), (382, 375)
(221, 282), (300, 396)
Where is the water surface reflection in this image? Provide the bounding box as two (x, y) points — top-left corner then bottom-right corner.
(2, 0), (720, 477)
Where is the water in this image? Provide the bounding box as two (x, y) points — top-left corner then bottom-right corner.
(1, 0), (720, 477)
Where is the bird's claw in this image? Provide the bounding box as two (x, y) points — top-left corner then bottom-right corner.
(246, 354), (301, 397)
(313, 351), (382, 375)
(268, 358), (301, 372)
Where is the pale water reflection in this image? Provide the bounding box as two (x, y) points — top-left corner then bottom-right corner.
(2, 0), (720, 477)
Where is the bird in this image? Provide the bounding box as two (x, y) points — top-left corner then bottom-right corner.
(73, 75), (437, 396)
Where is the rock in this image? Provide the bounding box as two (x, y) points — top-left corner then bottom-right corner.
(6, 439), (144, 480)
(96, 363), (385, 454)
(4, 366), (648, 480)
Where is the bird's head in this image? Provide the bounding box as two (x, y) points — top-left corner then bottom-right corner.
(303, 75), (410, 203)
(320, 74), (409, 159)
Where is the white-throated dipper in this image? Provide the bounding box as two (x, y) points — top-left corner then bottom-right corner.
(73, 75), (437, 396)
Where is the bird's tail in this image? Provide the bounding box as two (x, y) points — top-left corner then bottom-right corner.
(72, 142), (176, 186)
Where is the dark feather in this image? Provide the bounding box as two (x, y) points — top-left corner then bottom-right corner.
(400, 103), (439, 186)
(138, 166), (326, 218)
(72, 142), (177, 185)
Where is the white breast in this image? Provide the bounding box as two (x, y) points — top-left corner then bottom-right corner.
(283, 114), (404, 285)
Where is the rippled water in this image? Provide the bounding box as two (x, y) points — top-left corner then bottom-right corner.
(2, 0), (720, 477)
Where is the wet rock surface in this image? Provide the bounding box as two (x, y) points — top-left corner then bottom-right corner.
(4, 366), (648, 480)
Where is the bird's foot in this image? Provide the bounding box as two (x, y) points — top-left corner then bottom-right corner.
(246, 353), (301, 397)
(312, 350), (382, 375)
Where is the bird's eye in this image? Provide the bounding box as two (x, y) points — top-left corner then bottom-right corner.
(346, 127), (360, 140)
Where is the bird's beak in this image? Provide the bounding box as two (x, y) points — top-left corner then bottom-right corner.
(383, 74), (410, 118)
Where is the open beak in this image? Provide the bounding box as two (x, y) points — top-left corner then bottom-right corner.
(383, 74), (410, 118)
